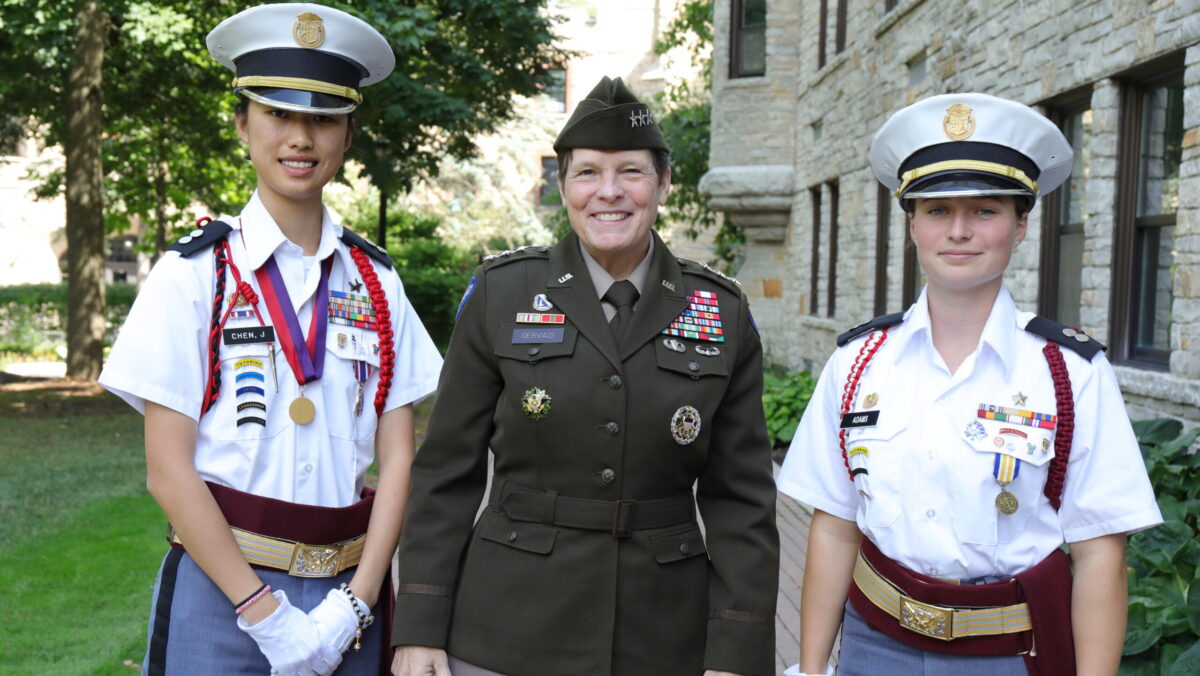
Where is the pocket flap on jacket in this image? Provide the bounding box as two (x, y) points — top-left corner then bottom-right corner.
(650, 525), (707, 563)
(479, 510), (557, 555)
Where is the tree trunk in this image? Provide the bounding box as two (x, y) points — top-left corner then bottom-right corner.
(153, 159), (167, 263)
(377, 187), (388, 248)
(64, 0), (107, 380)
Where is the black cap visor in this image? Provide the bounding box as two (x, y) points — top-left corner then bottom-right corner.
(239, 87), (356, 115)
(902, 171), (1033, 200)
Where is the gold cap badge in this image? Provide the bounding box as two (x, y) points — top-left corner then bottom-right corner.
(293, 12), (325, 49)
(943, 103), (975, 141)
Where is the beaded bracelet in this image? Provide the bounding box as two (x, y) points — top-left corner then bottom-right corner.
(338, 583), (374, 651)
(234, 583), (271, 615)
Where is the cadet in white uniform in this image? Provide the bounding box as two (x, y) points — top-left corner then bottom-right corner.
(777, 93), (1161, 676)
(99, 5), (441, 674)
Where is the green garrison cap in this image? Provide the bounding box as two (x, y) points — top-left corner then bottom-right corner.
(552, 76), (669, 153)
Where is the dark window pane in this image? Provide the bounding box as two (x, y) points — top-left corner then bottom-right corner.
(539, 157), (559, 205)
(1058, 108), (1093, 226)
(1133, 224), (1175, 354)
(738, 28), (766, 75)
(1136, 81), (1184, 218)
(543, 69), (566, 113)
(742, 0), (766, 26)
(1056, 225), (1084, 328)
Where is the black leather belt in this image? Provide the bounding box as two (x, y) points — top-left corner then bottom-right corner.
(490, 479), (695, 538)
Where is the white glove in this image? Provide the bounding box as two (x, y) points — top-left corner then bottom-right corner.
(784, 664), (835, 676)
(237, 589), (343, 676)
(309, 587), (363, 655)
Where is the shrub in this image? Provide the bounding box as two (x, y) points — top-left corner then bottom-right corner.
(1120, 419), (1200, 675)
(0, 283), (137, 355)
(762, 368), (816, 449)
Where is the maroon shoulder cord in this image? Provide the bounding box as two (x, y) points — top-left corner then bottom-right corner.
(1042, 342), (1074, 510)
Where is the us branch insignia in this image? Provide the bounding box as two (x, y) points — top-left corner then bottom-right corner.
(522, 387), (552, 420)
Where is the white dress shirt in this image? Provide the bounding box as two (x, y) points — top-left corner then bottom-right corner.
(777, 285), (1161, 579)
(101, 191), (442, 507)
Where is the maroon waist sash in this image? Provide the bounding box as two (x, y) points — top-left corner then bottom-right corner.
(849, 537), (1074, 675)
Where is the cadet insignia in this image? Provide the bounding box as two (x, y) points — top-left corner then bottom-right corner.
(516, 313), (565, 324)
(670, 405), (701, 445)
(293, 12), (325, 49)
(329, 290), (377, 330)
(350, 279), (363, 292)
(662, 290), (724, 343)
(943, 103), (975, 141)
(235, 358), (264, 370)
(557, 273), (573, 284)
(1012, 391), (1027, 406)
(337, 333), (348, 348)
(662, 338), (686, 353)
(661, 280), (676, 292)
(964, 420), (987, 441)
(521, 387), (552, 420)
(863, 392), (879, 408)
(532, 293), (554, 311)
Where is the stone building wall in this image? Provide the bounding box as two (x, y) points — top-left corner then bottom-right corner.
(704, 0), (1200, 426)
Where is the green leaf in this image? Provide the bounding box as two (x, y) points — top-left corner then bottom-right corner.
(1167, 640), (1200, 676)
(1123, 603), (1163, 655)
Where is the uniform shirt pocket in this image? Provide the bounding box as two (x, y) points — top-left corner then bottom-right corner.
(493, 322), (579, 364)
(841, 409), (908, 529)
(478, 509), (558, 555)
(654, 338), (729, 379)
(956, 419), (1055, 544)
(211, 343), (285, 442)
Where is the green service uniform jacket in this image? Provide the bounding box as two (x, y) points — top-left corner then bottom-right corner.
(393, 230), (779, 676)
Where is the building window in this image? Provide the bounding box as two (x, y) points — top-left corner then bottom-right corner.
(1113, 61), (1184, 366)
(542, 69), (566, 113)
(810, 186), (822, 316)
(826, 180), (839, 317)
(539, 156), (560, 206)
(818, 0), (848, 69)
(874, 184), (891, 315)
(730, 0), (766, 78)
(1039, 99), (1093, 328)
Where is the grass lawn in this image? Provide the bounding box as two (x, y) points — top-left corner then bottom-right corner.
(0, 381), (156, 674)
(0, 380), (436, 674)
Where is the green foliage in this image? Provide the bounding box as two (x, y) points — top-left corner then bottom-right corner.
(651, 0), (746, 271)
(1119, 419), (1200, 675)
(0, 283), (136, 354)
(762, 368), (816, 448)
(342, 208), (475, 351)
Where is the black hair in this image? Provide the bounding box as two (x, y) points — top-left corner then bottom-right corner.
(901, 194), (1032, 216)
(233, 92), (357, 134)
(556, 148), (671, 187)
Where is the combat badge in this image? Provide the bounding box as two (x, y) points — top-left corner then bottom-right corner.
(670, 405), (702, 445)
(695, 345), (720, 357)
(662, 338), (686, 353)
(522, 387), (552, 420)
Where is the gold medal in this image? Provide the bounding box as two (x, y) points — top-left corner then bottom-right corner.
(290, 396), (316, 425)
(995, 487), (1018, 515)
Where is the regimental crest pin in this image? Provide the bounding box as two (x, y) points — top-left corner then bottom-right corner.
(964, 420), (987, 441)
(292, 12), (325, 49)
(522, 387), (552, 420)
(670, 405), (702, 445)
(863, 393), (879, 408)
(532, 293), (553, 311)
(943, 103), (976, 141)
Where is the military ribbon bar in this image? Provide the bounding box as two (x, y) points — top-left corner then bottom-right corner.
(977, 403), (1055, 430)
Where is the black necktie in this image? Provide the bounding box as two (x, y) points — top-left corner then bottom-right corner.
(603, 280), (639, 340)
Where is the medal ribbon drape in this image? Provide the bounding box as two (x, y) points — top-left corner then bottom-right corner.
(254, 256), (332, 385)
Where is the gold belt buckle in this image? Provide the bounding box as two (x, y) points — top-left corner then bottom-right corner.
(900, 595), (954, 640)
(288, 542), (344, 578)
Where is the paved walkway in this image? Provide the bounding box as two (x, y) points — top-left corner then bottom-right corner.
(774, 490), (811, 674)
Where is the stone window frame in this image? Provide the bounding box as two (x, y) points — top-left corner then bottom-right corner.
(1038, 88), (1093, 327)
(817, 0), (849, 69)
(1111, 51), (1186, 369)
(729, 0), (767, 79)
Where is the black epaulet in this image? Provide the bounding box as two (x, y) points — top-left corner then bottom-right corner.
(166, 220), (232, 258)
(677, 258), (742, 296)
(481, 246), (550, 270)
(837, 312), (905, 347)
(340, 229), (393, 269)
(1024, 315), (1105, 360)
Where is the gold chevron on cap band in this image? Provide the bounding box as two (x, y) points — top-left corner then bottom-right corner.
(896, 159), (1039, 197)
(232, 75), (363, 103)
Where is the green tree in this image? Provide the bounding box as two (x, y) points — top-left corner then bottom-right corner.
(0, 0), (565, 379)
(652, 0), (744, 270)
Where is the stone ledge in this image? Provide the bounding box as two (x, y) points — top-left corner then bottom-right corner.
(1114, 365), (1200, 409)
(700, 165), (795, 242)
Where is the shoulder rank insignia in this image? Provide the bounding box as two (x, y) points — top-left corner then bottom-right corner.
(837, 312), (905, 347)
(1023, 316), (1105, 360)
(167, 219), (233, 258)
(340, 228), (393, 269)
(483, 246), (550, 262)
(677, 257), (742, 290)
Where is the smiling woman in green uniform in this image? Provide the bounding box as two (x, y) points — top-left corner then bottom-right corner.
(390, 77), (780, 676)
